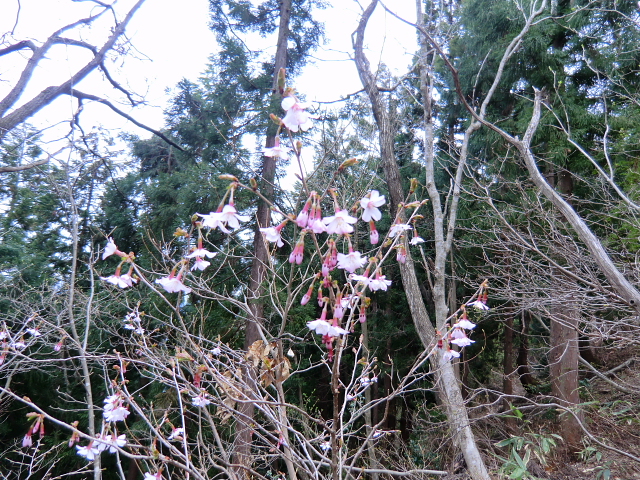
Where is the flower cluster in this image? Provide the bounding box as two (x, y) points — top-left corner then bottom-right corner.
(103, 393), (130, 423)
(438, 285), (489, 362)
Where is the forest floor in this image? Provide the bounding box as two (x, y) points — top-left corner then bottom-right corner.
(533, 348), (639, 480)
(473, 347), (640, 480)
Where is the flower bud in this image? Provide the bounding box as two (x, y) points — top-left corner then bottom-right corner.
(218, 174), (238, 181)
(338, 158), (358, 173)
(409, 178), (419, 194)
(270, 113), (283, 125)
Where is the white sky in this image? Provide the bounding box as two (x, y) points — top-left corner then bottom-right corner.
(0, 0), (418, 142)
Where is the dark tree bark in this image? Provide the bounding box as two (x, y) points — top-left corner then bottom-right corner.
(232, 2), (293, 479)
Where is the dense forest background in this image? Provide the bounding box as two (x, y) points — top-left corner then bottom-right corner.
(1, 0), (640, 479)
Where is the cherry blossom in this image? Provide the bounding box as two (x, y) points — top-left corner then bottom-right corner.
(187, 248), (216, 260)
(410, 236), (425, 246)
(76, 443), (101, 461)
(467, 299), (489, 311)
(260, 222), (286, 248)
(360, 190), (385, 222)
(156, 275), (191, 294)
(22, 433), (33, 448)
(323, 210), (357, 235)
(350, 274), (371, 287)
(455, 318), (476, 330)
(389, 223), (412, 238)
(102, 238), (123, 260)
(190, 258), (210, 271)
(442, 349), (460, 362)
(369, 273), (392, 291)
(451, 336), (474, 347)
(104, 406), (130, 422)
(296, 193), (314, 228)
(307, 319), (348, 337)
(26, 328), (41, 337)
(95, 434), (127, 453)
(212, 346), (221, 356)
(218, 204), (250, 230)
(144, 473), (162, 480)
(301, 289), (312, 306)
(192, 394), (211, 407)
(369, 220), (379, 244)
(281, 96), (313, 132)
(197, 211), (230, 233)
(263, 137), (290, 159)
(337, 250), (367, 273)
(101, 273), (134, 289)
(289, 232), (306, 265)
(168, 427), (185, 441)
(103, 394), (130, 422)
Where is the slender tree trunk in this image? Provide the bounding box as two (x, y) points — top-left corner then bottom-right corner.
(517, 312), (536, 390)
(353, 3), (490, 478)
(503, 316), (516, 432)
(549, 304), (583, 450)
(232, 2), (292, 478)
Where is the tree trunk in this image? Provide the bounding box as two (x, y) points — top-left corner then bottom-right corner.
(549, 305), (583, 451)
(517, 312), (537, 390)
(353, 3), (490, 478)
(232, 2), (292, 478)
(503, 316), (516, 432)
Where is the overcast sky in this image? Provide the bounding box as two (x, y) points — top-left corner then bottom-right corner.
(1, 0), (418, 141)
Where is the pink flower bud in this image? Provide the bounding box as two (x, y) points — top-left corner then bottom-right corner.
(296, 193), (314, 228)
(396, 245), (407, 264)
(369, 220), (379, 245)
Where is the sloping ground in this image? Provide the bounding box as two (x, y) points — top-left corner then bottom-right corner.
(474, 347), (640, 480)
(538, 349), (640, 480)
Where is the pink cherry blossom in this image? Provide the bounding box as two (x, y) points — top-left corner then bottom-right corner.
(281, 96), (313, 132)
(369, 220), (379, 244)
(467, 299), (489, 311)
(323, 210), (357, 235)
(360, 190), (385, 222)
(218, 204), (250, 230)
(260, 226), (285, 247)
(337, 251), (367, 273)
(263, 139), (290, 159)
(450, 337), (474, 347)
(197, 211), (230, 233)
(350, 274), (371, 287)
(156, 276), (191, 294)
(442, 349), (460, 362)
(192, 394), (211, 407)
(101, 274), (133, 289)
(389, 223), (412, 238)
(102, 238), (122, 260)
(187, 248), (216, 260)
(307, 319), (349, 337)
(454, 318), (476, 330)
(95, 434), (127, 453)
(369, 274), (392, 291)
(168, 427), (185, 441)
(190, 258), (211, 271)
(76, 444), (100, 461)
(410, 236), (425, 245)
